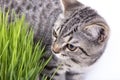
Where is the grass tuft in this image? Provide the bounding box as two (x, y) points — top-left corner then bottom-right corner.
(0, 11), (50, 80)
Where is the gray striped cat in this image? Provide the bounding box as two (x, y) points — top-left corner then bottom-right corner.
(1, 0), (109, 80)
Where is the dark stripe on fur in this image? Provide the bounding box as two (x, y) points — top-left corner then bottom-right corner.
(71, 58), (80, 64)
(45, 65), (57, 70)
(68, 36), (73, 42)
(65, 63), (72, 67)
(66, 71), (80, 75)
(79, 47), (90, 56)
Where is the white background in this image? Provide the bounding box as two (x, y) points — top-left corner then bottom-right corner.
(78, 0), (120, 80)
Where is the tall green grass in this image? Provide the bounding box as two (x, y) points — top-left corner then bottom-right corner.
(0, 11), (50, 80)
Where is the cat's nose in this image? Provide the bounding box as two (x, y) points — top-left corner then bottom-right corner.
(52, 43), (61, 54)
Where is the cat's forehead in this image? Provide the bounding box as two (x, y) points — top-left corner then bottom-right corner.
(58, 7), (99, 36)
(54, 14), (64, 29)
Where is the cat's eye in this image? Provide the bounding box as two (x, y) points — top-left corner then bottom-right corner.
(53, 30), (57, 38)
(66, 44), (77, 51)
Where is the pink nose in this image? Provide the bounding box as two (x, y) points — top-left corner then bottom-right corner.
(52, 43), (61, 54)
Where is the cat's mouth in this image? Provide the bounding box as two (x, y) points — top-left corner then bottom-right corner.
(51, 49), (70, 60)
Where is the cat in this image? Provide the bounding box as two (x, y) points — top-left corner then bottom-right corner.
(0, 0), (110, 80)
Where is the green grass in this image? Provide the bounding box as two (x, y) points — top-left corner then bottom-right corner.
(0, 11), (51, 80)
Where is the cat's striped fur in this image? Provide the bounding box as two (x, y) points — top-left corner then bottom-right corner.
(0, 0), (109, 80)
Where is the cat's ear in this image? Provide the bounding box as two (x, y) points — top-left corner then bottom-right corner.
(84, 23), (109, 43)
(60, 0), (82, 11)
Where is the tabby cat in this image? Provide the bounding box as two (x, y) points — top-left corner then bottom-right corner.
(1, 0), (109, 80)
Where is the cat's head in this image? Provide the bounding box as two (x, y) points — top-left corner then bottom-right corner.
(51, 0), (109, 66)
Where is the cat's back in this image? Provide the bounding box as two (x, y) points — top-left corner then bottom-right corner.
(0, 0), (62, 45)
